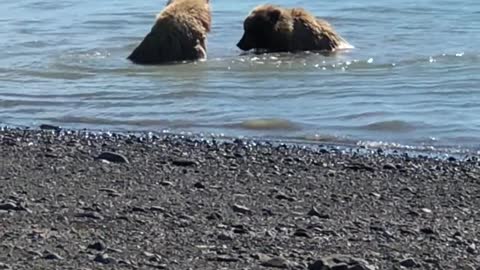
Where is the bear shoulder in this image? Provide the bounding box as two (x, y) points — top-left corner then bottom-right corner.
(290, 9), (346, 51)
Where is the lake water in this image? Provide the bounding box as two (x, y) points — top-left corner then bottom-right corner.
(1, 0), (479, 153)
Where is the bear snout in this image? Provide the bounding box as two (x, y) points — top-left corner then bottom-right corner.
(237, 34), (252, 51)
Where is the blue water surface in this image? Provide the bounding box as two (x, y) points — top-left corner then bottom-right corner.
(0, 0), (479, 152)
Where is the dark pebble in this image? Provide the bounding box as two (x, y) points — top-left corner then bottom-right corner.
(383, 163), (396, 170)
(131, 206), (147, 213)
(193, 182), (206, 189)
(309, 255), (375, 270)
(420, 227), (436, 235)
(150, 206), (166, 212)
(346, 163), (375, 172)
(261, 257), (290, 269)
(39, 124), (61, 131)
(206, 212), (222, 220)
(0, 202), (20, 211)
(143, 251), (162, 262)
(262, 208), (274, 216)
(45, 153), (59, 158)
(293, 228), (311, 238)
(98, 188), (121, 197)
(171, 159), (197, 167)
(447, 156), (456, 162)
(145, 263), (167, 269)
(75, 212), (104, 220)
(467, 243), (476, 254)
(217, 231), (234, 241)
(96, 152), (129, 164)
(87, 241), (107, 251)
(94, 253), (116, 264)
(211, 255), (239, 262)
(275, 192), (296, 202)
(399, 258), (419, 268)
(307, 206), (330, 219)
(232, 224), (249, 234)
(331, 263), (349, 270)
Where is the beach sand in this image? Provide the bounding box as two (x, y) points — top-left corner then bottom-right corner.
(0, 128), (479, 269)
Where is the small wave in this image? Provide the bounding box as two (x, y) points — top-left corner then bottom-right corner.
(41, 116), (193, 129)
(301, 134), (354, 144)
(336, 111), (392, 120)
(358, 120), (419, 132)
(17, 69), (94, 80)
(356, 140), (479, 156)
(232, 118), (301, 131)
(236, 51), (480, 72)
(0, 99), (78, 108)
(23, 1), (75, 10)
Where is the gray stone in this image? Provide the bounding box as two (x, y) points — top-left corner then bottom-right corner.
(252, 253), (272, 262)
(217, 231), (234, 241)
(331, 263), (349, 270)
(327, 170), (336, 177)
(98, 188), (121, 197)
(309, 255), (376, 270)
(39, 124), (61, 131)
(232, 204), (251, 214)
(293, 228), (311, 238)
(212, 255), (239, 262)
(383, 163), (396, 170)
(261, 257), (290, 269)
(0, 202), (19, 211)
(193, 182), (206, 189)
(399, 258), (419, 268)
(159, 181), (174, 186)
(275, 192), (296, 201)
(171, 159), (197, 167)
(94, 253), (116, 264)
(43, 251), (63, 260)
(96, 152), (129, 163)
(0, 263), (11, 269)
(307, 206), (330, 219)
(420, 227), (436, 235)
(467, 243), (476, 254)
(87, 241), (106, 251)
(75, 211), (104, 220)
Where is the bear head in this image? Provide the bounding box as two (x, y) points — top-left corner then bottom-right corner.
(237, 5), (290, 52)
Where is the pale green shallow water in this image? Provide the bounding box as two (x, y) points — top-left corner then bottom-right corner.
(0, 0), (479, 152)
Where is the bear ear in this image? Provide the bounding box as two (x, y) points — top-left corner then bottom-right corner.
(268, 8), (281, 24)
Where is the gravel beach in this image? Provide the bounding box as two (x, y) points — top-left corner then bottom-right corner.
(0, 128), (479, 270)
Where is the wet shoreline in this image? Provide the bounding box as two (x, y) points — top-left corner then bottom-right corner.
(0, 127), (479, 269)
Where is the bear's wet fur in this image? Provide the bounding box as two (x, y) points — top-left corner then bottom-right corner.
(237, 4), (351, 53)
(128, 0), (211, 65)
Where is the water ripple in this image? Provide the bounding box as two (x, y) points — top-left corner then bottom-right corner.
(0, 0), (479, 153)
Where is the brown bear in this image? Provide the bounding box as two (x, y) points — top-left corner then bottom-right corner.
(128, 0), (211, 65)
(237, 4), (351, 53)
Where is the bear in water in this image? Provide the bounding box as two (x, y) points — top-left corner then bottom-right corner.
(237, 4), (351, 53)
(128, 0), (211, 65)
